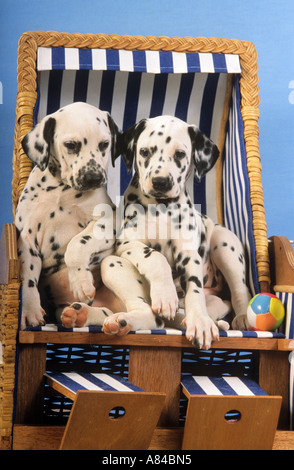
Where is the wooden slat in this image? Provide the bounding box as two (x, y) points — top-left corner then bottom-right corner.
(12, 425), (294, 450)
(278, 339), (294, 351)
(129, 346), (181, 426)
(18, 330), (283, 350)
(15, 344), (47, 424)
(259, 350), (290, 429)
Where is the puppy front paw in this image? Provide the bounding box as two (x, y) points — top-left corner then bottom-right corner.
(150, 282), (178, 320)
(183, 314), (219, 350)
(67, 267), (96, 303)
(232, 313), (249, 330)
(21, 307), (46, 330)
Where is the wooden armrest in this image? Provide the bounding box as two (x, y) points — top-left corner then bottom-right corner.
(269, 236), (294, 291)
(0, 223), (20, 284)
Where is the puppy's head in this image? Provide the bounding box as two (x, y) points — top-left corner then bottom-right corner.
(115, 115), (219, 199)
(22, 102), (120, 191)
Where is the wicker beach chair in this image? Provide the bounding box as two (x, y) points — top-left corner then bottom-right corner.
(0, 32), (293, 450)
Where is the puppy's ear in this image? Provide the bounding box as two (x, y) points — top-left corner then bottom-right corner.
(114, 119), (147, 173)
(106, 113), (122, 167)
(188, 125), (219, 183)
(22, 116), (56, 171)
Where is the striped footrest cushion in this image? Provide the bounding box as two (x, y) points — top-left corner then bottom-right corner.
(45, 371), (143, 399)
(181, 375), (267, 397)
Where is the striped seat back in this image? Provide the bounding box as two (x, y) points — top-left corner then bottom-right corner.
(34, 47), (258, 294)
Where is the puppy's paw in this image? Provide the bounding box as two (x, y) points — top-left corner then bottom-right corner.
(61, 303), (113, 328)
(103, 313), (132, 336)
(103, 310), (164, 336)
(232, 313), (249, 330)
(150, 282), (178, 320)
(21, 307), (46, 330)
(183, 314), (219, 350)
(67, 267), (96, 303)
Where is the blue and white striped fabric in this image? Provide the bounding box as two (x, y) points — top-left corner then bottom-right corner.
(45, 371), (143, 394)
(37, 48), (241, 74)
(223, 79), (258, 294)
(181, 375), (267, 396)
(275, 291), (294, 339)
(26, 323), (285, 338)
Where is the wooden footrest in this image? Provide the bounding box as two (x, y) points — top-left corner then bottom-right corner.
(181, 376), (282, 450)
(45, 371), (166, 450)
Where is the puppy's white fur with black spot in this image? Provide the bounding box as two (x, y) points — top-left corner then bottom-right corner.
(67, 115), (251, 349)
(16, 102), (119, 329)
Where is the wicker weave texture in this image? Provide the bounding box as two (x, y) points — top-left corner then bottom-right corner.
(0, 282), (20, 449)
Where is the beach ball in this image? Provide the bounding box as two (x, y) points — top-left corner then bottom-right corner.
(247, 293), (285, 331)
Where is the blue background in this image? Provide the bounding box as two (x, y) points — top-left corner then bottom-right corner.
(1, 0), (293, 239)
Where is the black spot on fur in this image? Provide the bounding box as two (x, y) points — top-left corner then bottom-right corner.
(198, 245), (205, 258)
(34, 142), (44, 154)
(143, 246), (154, 258)
(188, 276), (202, 288)
(43, 117), (56, 144)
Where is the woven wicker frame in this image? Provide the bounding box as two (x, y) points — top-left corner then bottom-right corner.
(12, 31), (269, 290)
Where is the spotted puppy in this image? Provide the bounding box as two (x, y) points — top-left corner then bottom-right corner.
(16, 102), (120, 329)
(65, 115), (251, 349)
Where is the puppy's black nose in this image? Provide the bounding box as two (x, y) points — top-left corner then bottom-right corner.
(83, 173), (104, 188)
(152, 176), (172, 192)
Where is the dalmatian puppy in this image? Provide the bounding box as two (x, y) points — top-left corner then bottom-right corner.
(16, 102), (122, 330)
(65, 115), (251, 349)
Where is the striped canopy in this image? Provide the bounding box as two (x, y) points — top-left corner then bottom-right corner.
(37, 47), (242, 73)
(35, 47), (258, 294)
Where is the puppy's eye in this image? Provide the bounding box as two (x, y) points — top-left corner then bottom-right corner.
(139, 148), (150, 158)
(174, 150), (186, 159)
(64, 141), (81, 154)
(98, 140), (110, 152)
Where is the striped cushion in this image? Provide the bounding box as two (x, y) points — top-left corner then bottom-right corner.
(45, 371), (143, 395)
(26, 324), (285, 338)
(181, 375), (267, 396)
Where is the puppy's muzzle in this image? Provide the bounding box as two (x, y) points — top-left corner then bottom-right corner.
(82, 172), (104, 189)
(152, 176), (173, 193)
(76, 162), (107, 190)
